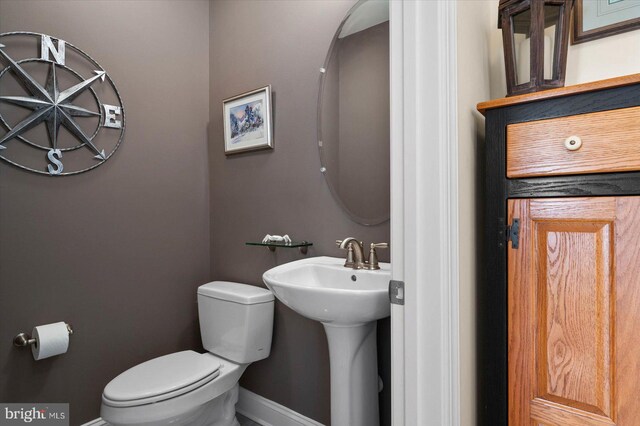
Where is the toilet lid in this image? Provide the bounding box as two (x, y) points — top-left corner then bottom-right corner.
(103, 351), (220, 406)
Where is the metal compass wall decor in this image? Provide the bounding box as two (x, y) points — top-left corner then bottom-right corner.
(0, 32), (125, 176)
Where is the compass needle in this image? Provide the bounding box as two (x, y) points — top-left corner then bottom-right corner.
(57, 70), (106, 104)
(0, 106), (52, 145)
(94, 149), (106, 161)
(58, 108), (105, 159)
(60, 104), (100, 117)
(45, 109), (61, 149)
(0, 96), (49, 110)
(0, 46), (52, 102)
(45, 62), (59, 100)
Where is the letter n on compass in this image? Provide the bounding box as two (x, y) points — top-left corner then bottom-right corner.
(41, 35), (65, 65)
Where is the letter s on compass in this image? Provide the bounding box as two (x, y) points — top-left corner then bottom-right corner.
(47, 149), (63, 175)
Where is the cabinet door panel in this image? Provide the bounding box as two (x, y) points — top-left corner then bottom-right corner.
(508, 197), (640, 426)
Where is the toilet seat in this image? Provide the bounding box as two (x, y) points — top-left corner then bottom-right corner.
(103, 350), (220, 407)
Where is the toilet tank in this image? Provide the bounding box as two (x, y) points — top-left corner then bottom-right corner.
(197, 281), (274, 364)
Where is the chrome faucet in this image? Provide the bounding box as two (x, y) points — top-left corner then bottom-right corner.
(336, 238), (388, 270)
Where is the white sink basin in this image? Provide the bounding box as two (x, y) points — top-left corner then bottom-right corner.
(262, 256), (390, 326)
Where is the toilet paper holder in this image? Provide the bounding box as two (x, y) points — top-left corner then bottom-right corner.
(13, 323), (73, 348)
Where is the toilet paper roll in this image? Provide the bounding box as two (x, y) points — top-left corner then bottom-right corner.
(31, 322), (69, 361)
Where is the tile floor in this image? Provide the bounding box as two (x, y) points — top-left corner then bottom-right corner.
(237, 413), (261, 426)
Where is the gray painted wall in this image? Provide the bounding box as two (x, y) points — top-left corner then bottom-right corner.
(0, 1), (210, 424)
(209, 1), (390, 424)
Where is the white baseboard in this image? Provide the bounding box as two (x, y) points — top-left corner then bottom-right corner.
(237, 387), (324, 426)
(81, 387), (322, 426)
(81, 419), (107, 426)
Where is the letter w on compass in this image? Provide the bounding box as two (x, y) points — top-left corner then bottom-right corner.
(0, 34), (122, 175)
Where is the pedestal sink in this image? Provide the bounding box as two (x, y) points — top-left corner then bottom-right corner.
(262, 256), (390, 426)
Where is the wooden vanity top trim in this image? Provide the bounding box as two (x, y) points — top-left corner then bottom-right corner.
(477, 74), (640, 115)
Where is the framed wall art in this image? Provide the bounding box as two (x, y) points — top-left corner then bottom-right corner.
(0, 32), (125, 176)
(573, 0), (640, 44)
(223, 85), (273, 155)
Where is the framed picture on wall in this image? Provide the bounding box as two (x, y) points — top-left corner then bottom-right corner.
(223, 85), (273, 155)
(573, 0), (640, 44)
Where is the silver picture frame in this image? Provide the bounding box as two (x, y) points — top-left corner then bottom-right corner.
(223, 85), (273, 155)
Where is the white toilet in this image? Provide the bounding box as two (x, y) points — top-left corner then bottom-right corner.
(100, 281), (274, 426)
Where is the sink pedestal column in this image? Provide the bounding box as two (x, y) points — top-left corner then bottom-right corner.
(322, 322), (379, 426)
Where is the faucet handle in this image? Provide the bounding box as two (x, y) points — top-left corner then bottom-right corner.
(366, 242), (388, 270)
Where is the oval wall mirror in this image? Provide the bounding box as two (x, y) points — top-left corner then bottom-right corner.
(318, 0), (390, 226)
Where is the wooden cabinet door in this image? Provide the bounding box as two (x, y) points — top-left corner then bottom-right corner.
(508, 197), (640, 426)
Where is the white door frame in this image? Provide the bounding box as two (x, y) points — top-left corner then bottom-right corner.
(390, 1), (459, 425)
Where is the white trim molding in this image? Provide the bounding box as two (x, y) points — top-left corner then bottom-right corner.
(389, 1), (406, 424)
(390, 0), (460, 425)
(80, 419), (107, 426)
(236, 387), (324, 426)
(83, 387), (323, 426)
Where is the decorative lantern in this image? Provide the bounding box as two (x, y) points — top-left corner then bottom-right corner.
(498, 0), (573, 96)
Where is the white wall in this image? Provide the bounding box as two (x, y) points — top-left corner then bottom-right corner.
(456, 2), (494, 426)
(488, 0), (640, 98)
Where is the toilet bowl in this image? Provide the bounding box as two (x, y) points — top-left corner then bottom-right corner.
(100, 281), (274, 426)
